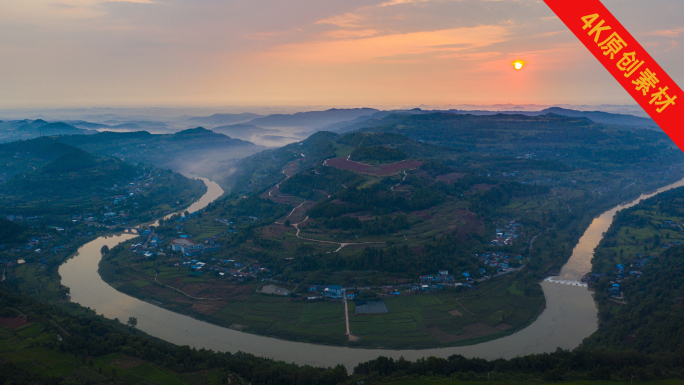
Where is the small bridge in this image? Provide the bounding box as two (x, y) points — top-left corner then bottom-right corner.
(543, 277), (588, 287)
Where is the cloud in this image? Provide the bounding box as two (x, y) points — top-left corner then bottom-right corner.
(324, 29), (380, 39)
(379, 0), (431, 6)
(316, 13), (365, 28)
(256, 25), (509, 63)
(645, 27), (684, 38)
(666, 40), (679, 52)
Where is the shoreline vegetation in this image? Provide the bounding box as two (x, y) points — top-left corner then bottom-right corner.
(3, 113), (684, 383)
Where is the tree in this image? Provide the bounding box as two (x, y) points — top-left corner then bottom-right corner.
(100, 245), (110, 255)
(127, 316), (138, 329)
(284, 220), (290, 227)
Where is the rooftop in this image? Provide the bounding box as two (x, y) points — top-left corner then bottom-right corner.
(171, 238), (198, 246)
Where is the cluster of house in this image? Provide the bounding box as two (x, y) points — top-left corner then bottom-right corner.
(127, 229), (165, 258)
(5, 235), (58, 255)
(607, 257), (650, 297)
(216, 217), (255, 225)
(5, 215), (43, 222)
(108, 176), (153, 202)
(659, 220), (680, 229)
(305, 278), (478, 301)
(3, 234), (72, 261)
(490, 220), (520, 246)
(413, 270), (477, 291)
(174, 210), (202, 223)
(175, 257), (269, 280)
(479, 252), (523, 272)
(103, 210), (130, 223)
(307, 285), (348, 300)
(419, 270), (456, 283)
(409, 283), (468, 292)
(111, 193), (135, 206)
(661, 240), (683, 249)
(70, 214), (96, 223)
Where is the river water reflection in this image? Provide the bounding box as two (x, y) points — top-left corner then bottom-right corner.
(59, 177), (684, 370)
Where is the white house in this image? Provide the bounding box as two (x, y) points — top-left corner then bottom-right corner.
(171, 238), (204, 255)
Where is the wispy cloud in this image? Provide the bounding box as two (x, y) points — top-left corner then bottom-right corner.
(378, 0), (432, 6)
(316, 13), (365, 28)
(257, 25), (509, 63)
(324, 29), (380, 39)
(645, 27), (684, 38)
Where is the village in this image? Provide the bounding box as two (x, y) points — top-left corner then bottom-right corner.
(116, 209), (532, 305)
(489, 220), (521, 246)
(0, 170), (203, 276)
(584, 254), (652, 299)
(130, 218), (530, 303)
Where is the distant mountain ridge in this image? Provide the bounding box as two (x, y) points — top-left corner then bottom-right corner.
(210, 123), (279, 140)
(535, 107), (658, 128)
(246, 108), (379, 128)
(187, 113), (263, 126)
(330, 107), (659, 133)
(0, 120), (96, 143)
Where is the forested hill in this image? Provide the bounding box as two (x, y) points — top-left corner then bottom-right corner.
(55, 127), (253, 153)
(337, 112), (679, 168)
(40, 127), (260, 188)
(0, 138), (206, 216)
(227, 131), (469, 195)
(588, 186), (684, 354)
(227, 112), (682, 199)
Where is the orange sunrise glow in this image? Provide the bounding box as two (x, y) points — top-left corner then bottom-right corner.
(0, 0), (682, 108)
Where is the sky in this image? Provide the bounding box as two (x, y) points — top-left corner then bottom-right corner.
(1, 0), (683, 109)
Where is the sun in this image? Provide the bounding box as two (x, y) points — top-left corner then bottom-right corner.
(512, 60), (526, 70)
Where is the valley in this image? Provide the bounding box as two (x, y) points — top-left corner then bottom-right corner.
(3, 109), (684, 383)
(92, 115), (684, 349)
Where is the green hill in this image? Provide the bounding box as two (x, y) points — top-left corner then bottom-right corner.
(0, 138), (205, 216)
(342, 113), (680, 170)
(50, 127), (259, 187)
(589, 186), (684, 353)
(42, 148), (97, 173)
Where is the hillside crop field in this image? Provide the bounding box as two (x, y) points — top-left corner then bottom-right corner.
(325, 157), (424, 176)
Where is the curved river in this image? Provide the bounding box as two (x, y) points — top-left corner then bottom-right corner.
(59, 177), (684, 370)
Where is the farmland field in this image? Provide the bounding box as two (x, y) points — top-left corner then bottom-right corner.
(325, 157), (424, 175)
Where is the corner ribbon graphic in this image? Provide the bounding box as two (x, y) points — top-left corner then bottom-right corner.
(544, 0), (683, 150)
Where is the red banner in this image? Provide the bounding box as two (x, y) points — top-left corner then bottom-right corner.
(544, 0), (683, 150)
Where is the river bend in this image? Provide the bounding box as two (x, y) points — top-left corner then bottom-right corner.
(59, 177), (684, 369)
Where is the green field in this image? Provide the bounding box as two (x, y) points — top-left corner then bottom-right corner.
(349, 276), (544, 348)
(0, 323), (230, 385)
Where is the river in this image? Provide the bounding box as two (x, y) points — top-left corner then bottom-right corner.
(59, 177), (684, 370)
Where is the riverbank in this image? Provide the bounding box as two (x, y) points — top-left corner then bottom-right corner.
(56, 176), (684, 370)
